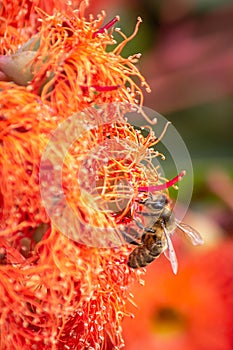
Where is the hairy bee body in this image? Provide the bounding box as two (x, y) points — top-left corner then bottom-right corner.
(125, 193), (203, 273)
(127, 227), (166, 268)
(127, 196), (174, 268)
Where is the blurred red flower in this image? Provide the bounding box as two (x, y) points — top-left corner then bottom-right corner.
(123, 240), (233, 350)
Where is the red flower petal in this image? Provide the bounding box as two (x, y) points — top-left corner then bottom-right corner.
(123, 241), (233, 350)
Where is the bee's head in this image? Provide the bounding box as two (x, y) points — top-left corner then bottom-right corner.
(144, 193), (169, 211)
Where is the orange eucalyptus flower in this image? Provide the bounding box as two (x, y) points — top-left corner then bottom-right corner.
(0, 82), (59, 241)
(0, 2), (185, 350)
(0, 62), (156, 350)
(0, 226), (141, 350)
(0, 0), (81, 54)
(0, 5), (150, 117)
(0, 91), (183, 349)
(0, 87), (170, 349)
(0, 97), (159, 349)
(122, 240), (233, 350)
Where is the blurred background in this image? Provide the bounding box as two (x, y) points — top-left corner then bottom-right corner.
(88, 0), (233, 349)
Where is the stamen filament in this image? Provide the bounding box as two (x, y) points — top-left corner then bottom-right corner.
(80, 84), (120, 92)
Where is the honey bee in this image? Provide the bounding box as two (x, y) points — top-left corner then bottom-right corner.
(123, 193), (203, 274)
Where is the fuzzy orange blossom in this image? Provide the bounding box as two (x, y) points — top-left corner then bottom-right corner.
(0, 0), (197, 349)
(0, 1), (174, 349)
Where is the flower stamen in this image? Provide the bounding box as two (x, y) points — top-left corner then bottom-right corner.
(93, 16), (120, 38)
(138, 170), (186, 192)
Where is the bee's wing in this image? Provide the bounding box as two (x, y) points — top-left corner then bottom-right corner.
(162, 224), (178, 275)
(176, 221), (204, 246)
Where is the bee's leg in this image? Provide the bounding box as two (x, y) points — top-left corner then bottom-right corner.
(120, 229), (140, 246)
